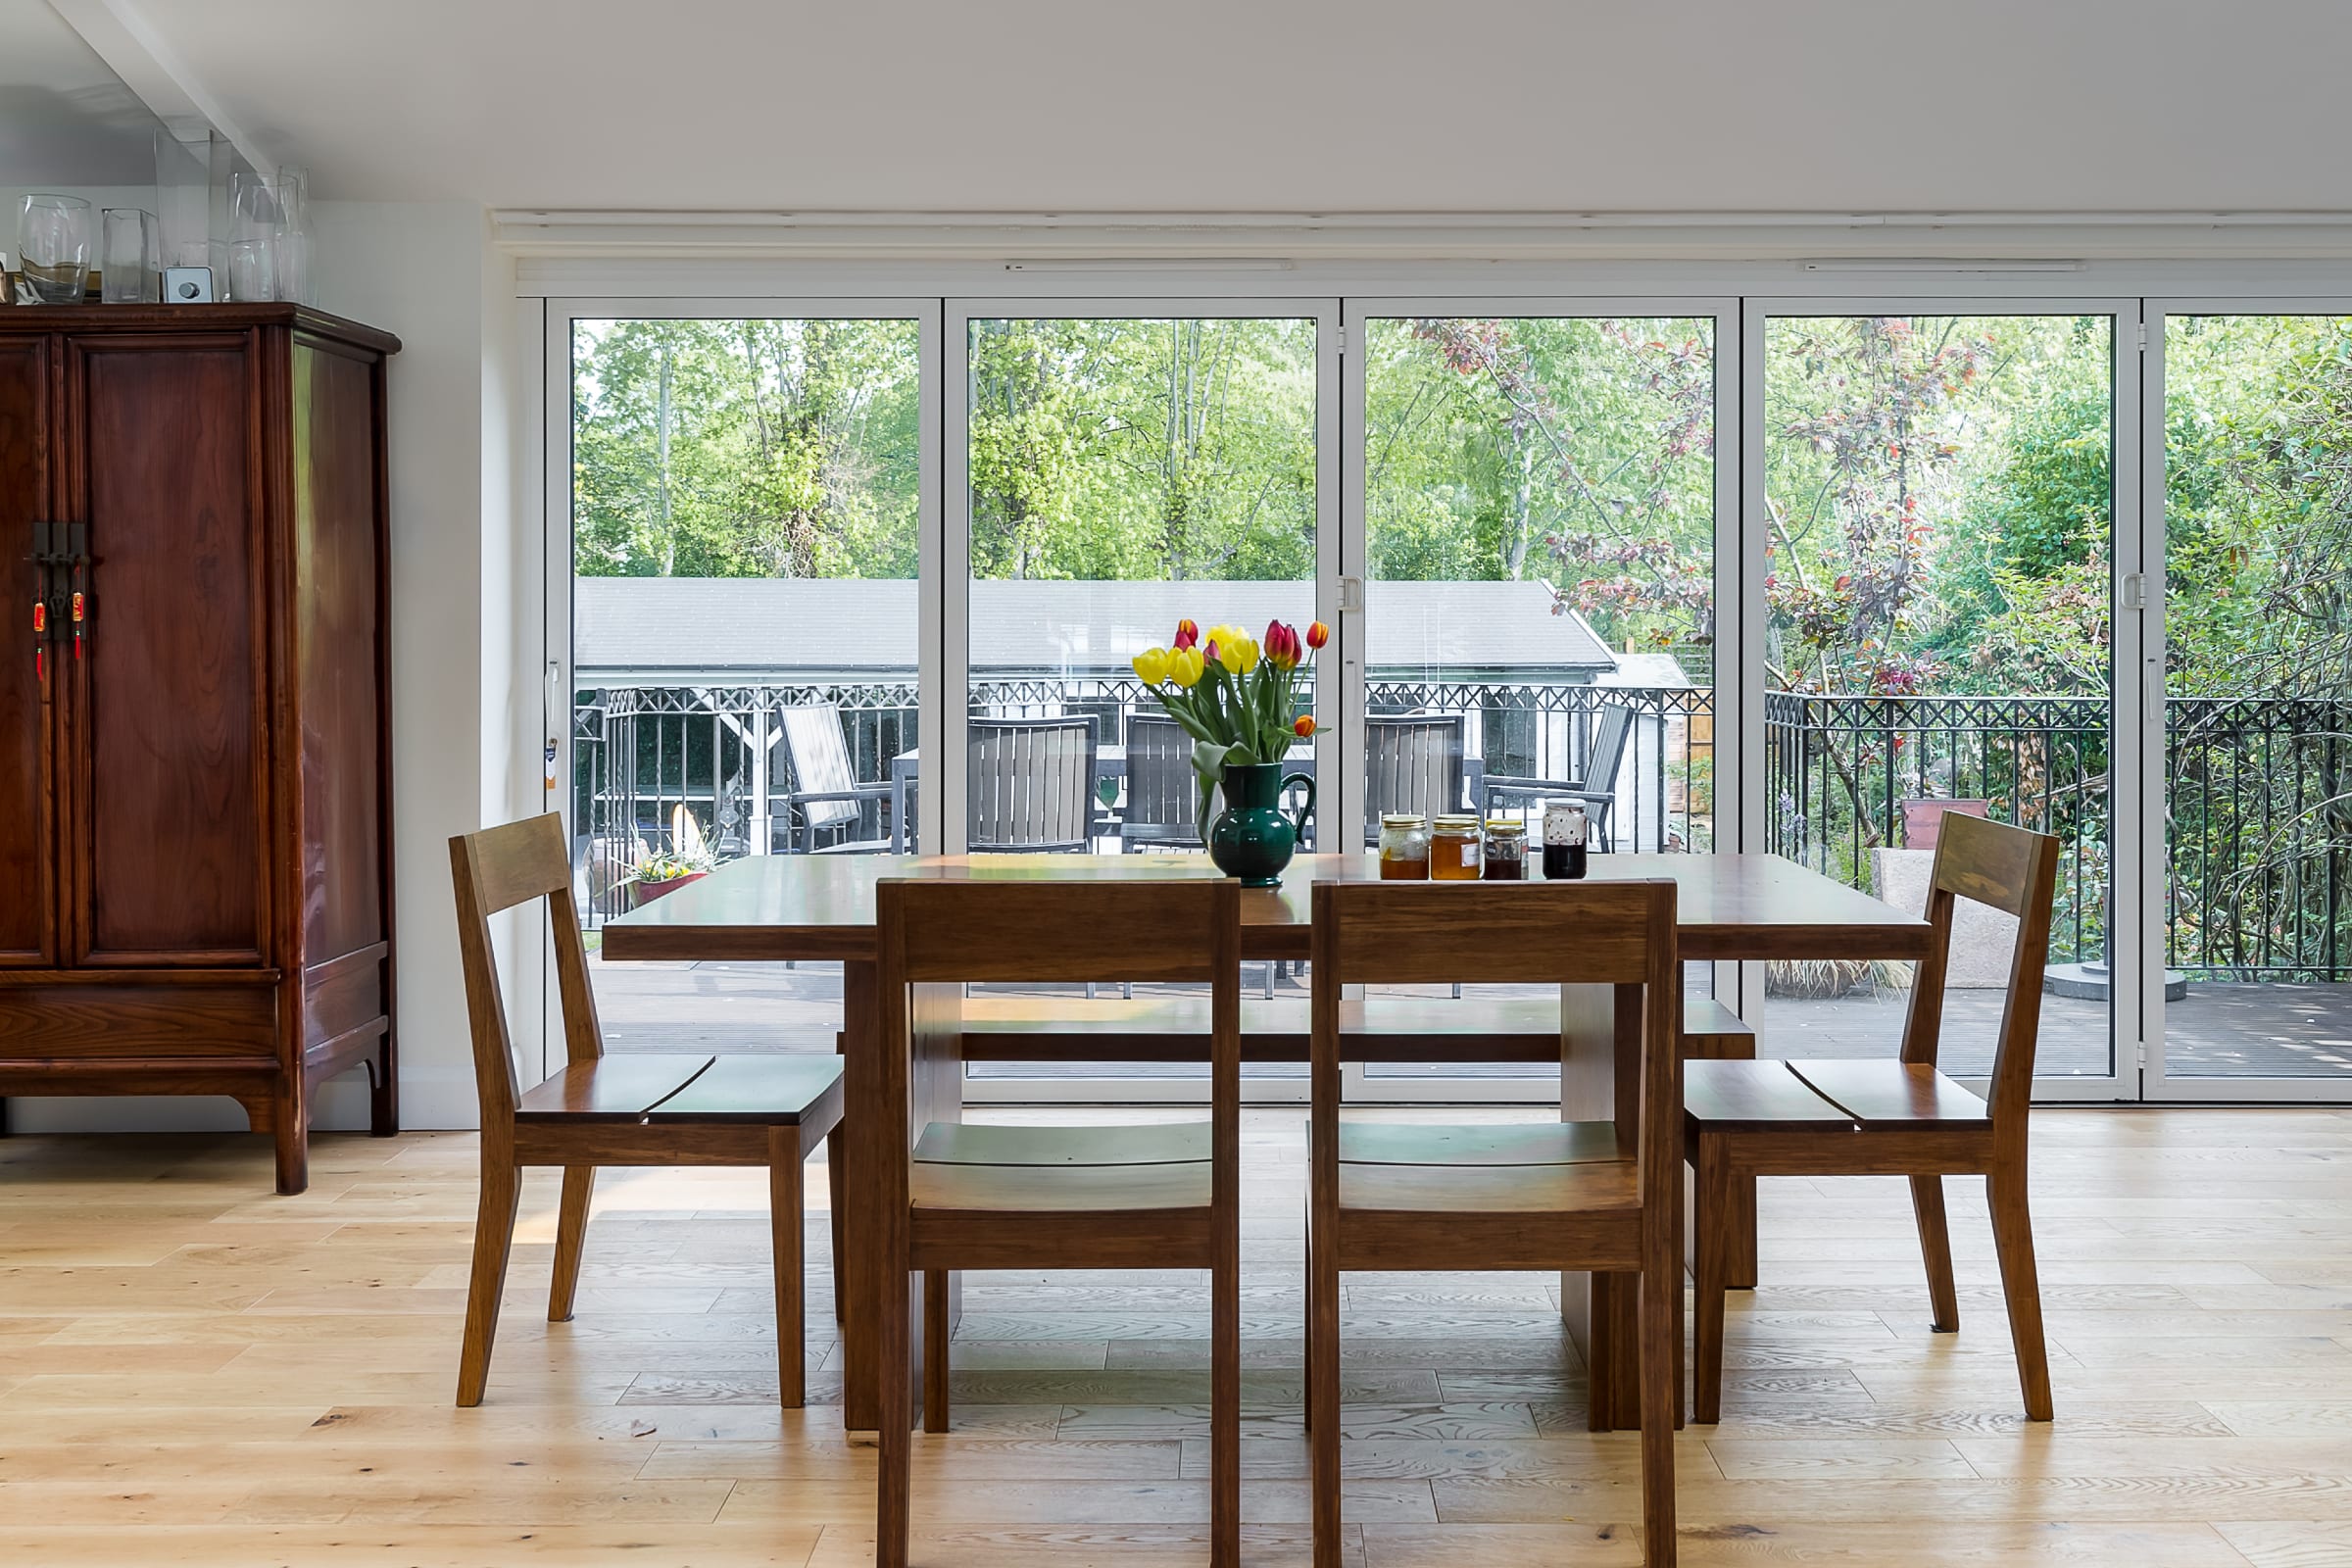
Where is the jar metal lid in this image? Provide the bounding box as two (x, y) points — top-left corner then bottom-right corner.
(1380, 812), (1427, 828)
(1484, 817), (1526, 834)
(1433, 813), (1480, 830)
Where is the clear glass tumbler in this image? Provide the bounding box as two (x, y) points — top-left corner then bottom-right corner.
(101, 208), (161, 304)
(227, 236), (276, 302)
(17, 194), (93, 304)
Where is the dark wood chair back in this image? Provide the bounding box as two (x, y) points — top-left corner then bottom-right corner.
(1363, 714), (1466, 840)
(449, 812), (606, 1131)
(1898, 811), (2062, 1138)
(1307, 879), (1681, 1206)
(966, 715), (1100, 852)
(876, 873), (1242, 1154)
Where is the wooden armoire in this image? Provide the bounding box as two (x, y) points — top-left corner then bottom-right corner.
(0, 305), (400, 1194)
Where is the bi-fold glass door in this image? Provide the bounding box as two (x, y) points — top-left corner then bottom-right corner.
(545, 287), (2347, 1108)
(1744, 300), (2144, 1102)
(945, 299), (1339, 1101)
(1341, 298), (1738, 1100)
(2142, 302), (2352, 1102)
(547, 300), (941, 1063)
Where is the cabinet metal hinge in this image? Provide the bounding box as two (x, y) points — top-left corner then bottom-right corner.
(2136, 322), (2148, 353)
(1332, 325), (1346, 356)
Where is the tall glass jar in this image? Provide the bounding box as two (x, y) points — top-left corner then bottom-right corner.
(1431, 813), (1482, 880)
(1378, 813), (1430, 880)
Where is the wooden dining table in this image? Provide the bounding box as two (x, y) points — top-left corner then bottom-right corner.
(602, 851), (1934, 1433)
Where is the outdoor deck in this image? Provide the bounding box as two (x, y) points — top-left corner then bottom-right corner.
(585, 952), (2352, 1086)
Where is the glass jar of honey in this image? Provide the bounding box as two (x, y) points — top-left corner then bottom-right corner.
(1377, 813), (1430, 879)
(1481, 817), (1528, 879)
(1431, 813), (1482, 880)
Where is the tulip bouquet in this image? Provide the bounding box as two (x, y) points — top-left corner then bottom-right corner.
(1132, 617), (1328, 828)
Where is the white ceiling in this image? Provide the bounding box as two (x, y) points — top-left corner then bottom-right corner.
(19, 0), (2352, 214)
(0, 0), (164, 184)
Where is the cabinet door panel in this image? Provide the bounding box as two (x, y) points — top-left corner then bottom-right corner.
(68, 338), (269, 966)
(0, 336), (56, 964)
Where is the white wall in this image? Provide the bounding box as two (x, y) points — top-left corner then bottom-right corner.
(312, 199), (528, 1132)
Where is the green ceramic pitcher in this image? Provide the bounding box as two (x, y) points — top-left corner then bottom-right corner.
(1206, 761), (1316, 887)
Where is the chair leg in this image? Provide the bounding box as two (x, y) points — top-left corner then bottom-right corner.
(1299, 1193), (1313, 1436)
(1987, 1163), (2055, 1422)
(455, 1158), (519, 1408)
(923, 1269), (952, 1434)
(1727, 1172), (1759, 1291)
(549, 1165), (595, 1323)
(826, 1132), (848, 1327)
(1690, 1132), (1731, 1425)
(1308, 1221), (1344, 1568)
(1910, 1173), (1961, 1334)
(770, 1129), (806, 1409)
(1211, 1218), (1240, 1568)
(1640, 1222), (1680, 1567)
(877, 1257), (912, 1568)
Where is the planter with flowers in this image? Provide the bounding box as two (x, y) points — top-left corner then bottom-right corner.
(627, 806), (718, 907)
(1131, 617), (1326, 886)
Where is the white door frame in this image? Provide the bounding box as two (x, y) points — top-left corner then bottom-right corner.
(1742, 296), (2146, 1102)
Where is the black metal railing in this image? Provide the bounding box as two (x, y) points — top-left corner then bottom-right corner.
(1764, 691), (2352, 979)
(575, 672), (1717, 922)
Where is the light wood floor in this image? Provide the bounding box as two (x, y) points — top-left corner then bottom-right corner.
(4, 1107), (2352, 1566)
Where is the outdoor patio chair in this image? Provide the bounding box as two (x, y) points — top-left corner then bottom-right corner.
(1362, 713), (1469, 845)
(778, 705), (896, 855)
(1484, 702), (1633, 852)
(1684, 811), (2062, 1424)
(1119, 714), (1208, 852)
(967, 715), (1101, 853)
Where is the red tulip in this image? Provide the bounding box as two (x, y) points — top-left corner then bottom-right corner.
(1304, 619), (1330, 651)
(1173, 619), (1200, 651)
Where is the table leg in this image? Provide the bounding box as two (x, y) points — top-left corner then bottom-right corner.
(1559, 983), (1642, 1429)
(840, 960), (963, 1435)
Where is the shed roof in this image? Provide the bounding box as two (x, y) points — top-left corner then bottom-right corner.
(574, 577), (1619, 681)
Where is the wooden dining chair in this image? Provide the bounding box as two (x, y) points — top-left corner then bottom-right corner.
(1684, 812), (2062, 1424)
(874, 875), (1243, 1568)
(1305, 879), (1683, 1568)
(449, 813), (846, 1409)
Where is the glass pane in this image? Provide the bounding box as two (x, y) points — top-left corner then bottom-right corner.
(1362, 316), (1718, 1079)
(963, 316), (1319, 1079)
(2162, 315), (2352, 1082)
(570, 317), (922, 1051)
(1762, 315), (2114, 1080)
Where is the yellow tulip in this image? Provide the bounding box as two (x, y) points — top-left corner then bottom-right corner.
(1205, 623), (1246, 651)
(1132, 647), (1172, 686)
(1166, 646), (1205, 687)
(1220, 636), (1260, 674)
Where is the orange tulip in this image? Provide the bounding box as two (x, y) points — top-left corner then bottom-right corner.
(1294, 714), (1316, 738)
(1305, 620), (1330, 651)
